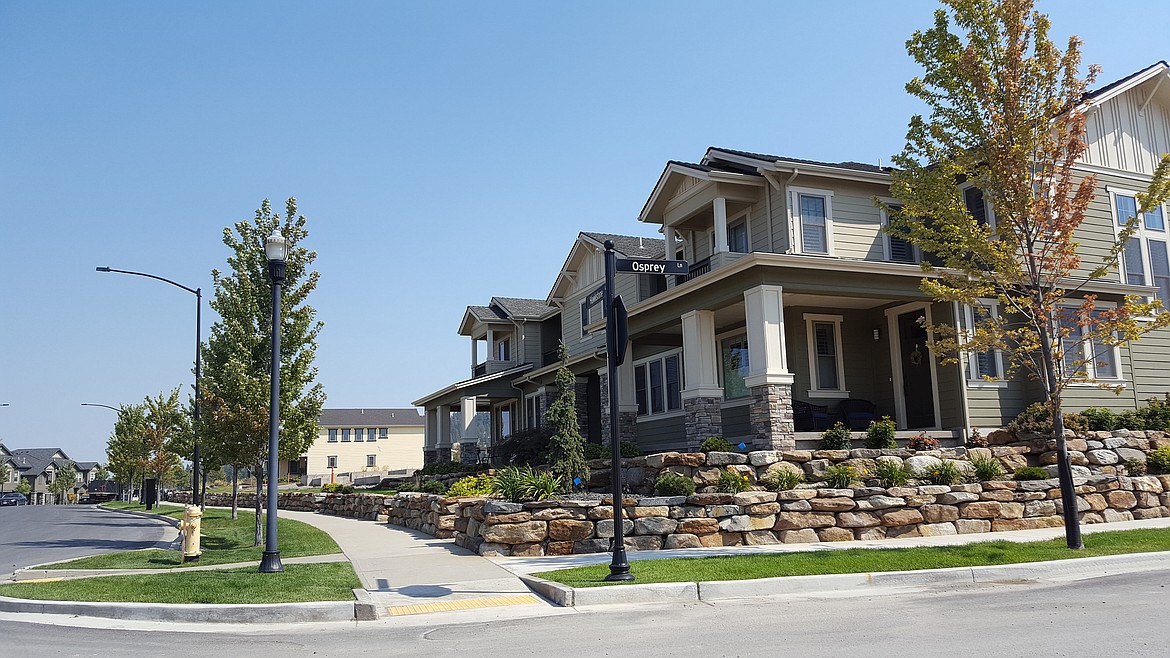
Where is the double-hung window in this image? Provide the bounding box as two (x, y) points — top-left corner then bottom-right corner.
(1113, 190), (1170, 305)
(327, 456), (337, 469)
(366, 455), (377, 468)
(959, 301), (1004, 383)
(367, 428), (377, 442)
(1059, 305), (1120, 381)
(378, 428), (388, 440)
(525, 392), (542, 429)
(634, 351), (683, 415)
(805, 314), (847, 397)
(354, 427), (363, 442)
(790, 187), (834, 255)
(327, 429), (338, 443)
(728, 215), (749, 254)
(341, 429), (351, 442)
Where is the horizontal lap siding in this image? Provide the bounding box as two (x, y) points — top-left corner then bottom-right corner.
(1130, 330), (1170, 401)
(966, 383), (1029, 429)
(720, 403), (751, 440)
(635, 415), (686, 453)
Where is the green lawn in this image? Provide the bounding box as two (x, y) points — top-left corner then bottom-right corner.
(0, 563), (360, 604)
(536, 528), (1170, 588)
(38, 503), (341, 569)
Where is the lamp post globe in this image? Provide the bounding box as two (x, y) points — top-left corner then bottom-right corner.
(259, 229), (287, 574)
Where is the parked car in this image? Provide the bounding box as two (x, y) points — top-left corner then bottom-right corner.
(0, 492), (28, 506)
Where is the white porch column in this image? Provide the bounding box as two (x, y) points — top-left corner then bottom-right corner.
(486, 329), (495, 361)
(713, 197), (729, 254)
(460, 396), (477, 440)
(664, 226), (677, 258)
(471, 337), (478, 370)
(743, 285), (794, 387)
(681, 310), (722, 398)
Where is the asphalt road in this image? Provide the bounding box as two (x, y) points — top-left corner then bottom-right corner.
(0, 569), (1165, 656)
(0, 505), (175, 577)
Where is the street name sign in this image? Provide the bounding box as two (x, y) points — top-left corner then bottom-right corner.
(615, 258), (688, 275)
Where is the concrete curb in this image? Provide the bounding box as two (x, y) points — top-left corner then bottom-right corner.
(0, 594), (358, 623)
(541, 551), (1170, 607)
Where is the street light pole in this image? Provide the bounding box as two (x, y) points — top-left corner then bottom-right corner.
(96, 267), (203, 505)
(81, 403), (120, 412)
(259, 229), (288, 574)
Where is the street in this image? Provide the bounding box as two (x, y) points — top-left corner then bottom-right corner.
(0, 569), (1165, 656)
(0, 505), (174, 577)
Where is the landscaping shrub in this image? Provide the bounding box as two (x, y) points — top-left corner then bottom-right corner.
(1005, 402), (1088, 435)
(419, 480), (446, 495)
(917, 460), (962, 485)
(416, 461), (482, 476)
(584, 443), (607, 460)
(446, 474), (495, 497)
(1147, 446), (1170, 475)
(820, 422), (853, 450)
(1124, 458), (1148, 476)
(967, 426), (989, 448)
(1013, 466), (1050, 481)
(864, 417), (898, 449)
(321, 483), (344, 493)
(700, 436), (735, 453)
(907, 432), (940, 451)
(822, 464), (858, 488)
(759, 469), (803, 492)
(491, 465), (560, 502)
(872, 460), (913, 487)
(654, 473), (696, 496)
(716, 469), (751, 493)
(620, 441), (643, 458)
(495, 427), (555, 466)
(1080, 407), (1119, 432)
(969, 455), (1005, 482)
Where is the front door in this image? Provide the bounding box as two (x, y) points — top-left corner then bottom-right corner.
(897, 310), (936, 428)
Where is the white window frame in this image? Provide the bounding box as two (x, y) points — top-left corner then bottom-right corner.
(327, 456), (337, 469)
(727, 209), (751, 254)
(634, 349), (685, 418)
(879, 200), (920, 264)
(789, 186), (835, 256)
(524, 390), (543, 429)
(354, 427), (363, 442)
(366, 454), (377, 468)
(341, 429), (351, 442)
(1108, 186), (1169, 312)
(378, 428), (388, 440)
(1059, 300), (1124, 384)
(959, 300), (1007, 388)
(496, 337), (511, 361)
(327, 429), (338, 443)
(804, 313), (849, 398)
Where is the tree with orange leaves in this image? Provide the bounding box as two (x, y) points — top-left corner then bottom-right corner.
(886, 0), (1170, 548)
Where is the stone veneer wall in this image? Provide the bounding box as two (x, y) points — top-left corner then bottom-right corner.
(424, 474), (1170, 557)
(166, 491), (393, 522)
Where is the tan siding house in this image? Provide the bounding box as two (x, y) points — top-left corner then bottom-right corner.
(300, 408), (423, 485)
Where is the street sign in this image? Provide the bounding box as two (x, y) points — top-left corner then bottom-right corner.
(586, 283), (607, 307)
(613, 295), (628, 366)
(615, 258), (688, 275)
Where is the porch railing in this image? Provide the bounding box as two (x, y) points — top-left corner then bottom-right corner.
(676, 256), (711, 285)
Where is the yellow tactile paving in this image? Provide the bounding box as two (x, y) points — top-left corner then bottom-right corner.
(386, 594), (540, 616)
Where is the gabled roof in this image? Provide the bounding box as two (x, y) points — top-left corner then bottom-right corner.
(492, 297), (557, 319)
(319, 408), (423, 427)
(412, 362), (535, 407)
(10, 448), (70, 476)
(0, 442), (10, 457)
(467, 305), (509, 322)
(705, 147), (892, 175)
(1082, 60), (1169, 107)
(74, 461), (99, 471)
(547, 232), (666, 302)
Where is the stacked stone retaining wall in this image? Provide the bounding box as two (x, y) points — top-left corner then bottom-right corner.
(165, 491), (392, 521)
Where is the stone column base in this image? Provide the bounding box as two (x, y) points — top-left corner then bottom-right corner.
(749, 383), (795, 450)
(423, 449), (439, 466)
(618, 411), (638, 446)
(684, 396), (723, 451)
(460, 442), (480, 465)
(435, 447), (452, 463)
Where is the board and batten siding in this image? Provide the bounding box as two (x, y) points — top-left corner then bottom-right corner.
(1083, 84), (1170, 176)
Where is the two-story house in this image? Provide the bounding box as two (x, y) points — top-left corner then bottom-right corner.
(420, 61), (1170, 460)
(294, 408), (425, 485)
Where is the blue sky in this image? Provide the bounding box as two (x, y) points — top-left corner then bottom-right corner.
(3, 0), (1169, 461)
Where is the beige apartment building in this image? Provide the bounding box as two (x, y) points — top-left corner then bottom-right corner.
(298, 408), (424, 485)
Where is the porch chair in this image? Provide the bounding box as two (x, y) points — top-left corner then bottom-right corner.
(793, 400), (831, 431)
(838, 398), (877, 430)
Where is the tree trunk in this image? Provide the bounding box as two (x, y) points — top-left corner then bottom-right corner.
(254, 465), (263, 547)
(1037, 328), (1084, 549)
(231, 466), (238, 520)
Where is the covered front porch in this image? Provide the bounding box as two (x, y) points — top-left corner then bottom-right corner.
(622, 255), (969, 452)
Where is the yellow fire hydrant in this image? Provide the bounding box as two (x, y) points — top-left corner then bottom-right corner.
(180, 504), (203, 563)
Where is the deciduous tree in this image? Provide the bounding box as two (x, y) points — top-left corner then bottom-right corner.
(106, 403), (149, 500)
(886, 0), (1170, 548)
(202, 198), (325, 544)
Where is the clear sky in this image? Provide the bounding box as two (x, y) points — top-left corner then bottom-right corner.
(3, 0), (1169, 462)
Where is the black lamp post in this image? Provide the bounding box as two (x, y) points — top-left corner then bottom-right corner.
(96, 267), (203, 505)
(259, 229), (288, 574)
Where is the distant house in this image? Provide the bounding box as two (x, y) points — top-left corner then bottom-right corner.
(3, 446), (83, 504)
(293, 408), (424, 485)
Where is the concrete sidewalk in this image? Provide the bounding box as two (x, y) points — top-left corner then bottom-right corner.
(280, 511), (549, 617)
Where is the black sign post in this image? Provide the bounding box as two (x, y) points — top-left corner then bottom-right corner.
(601, 241), (687, 582)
